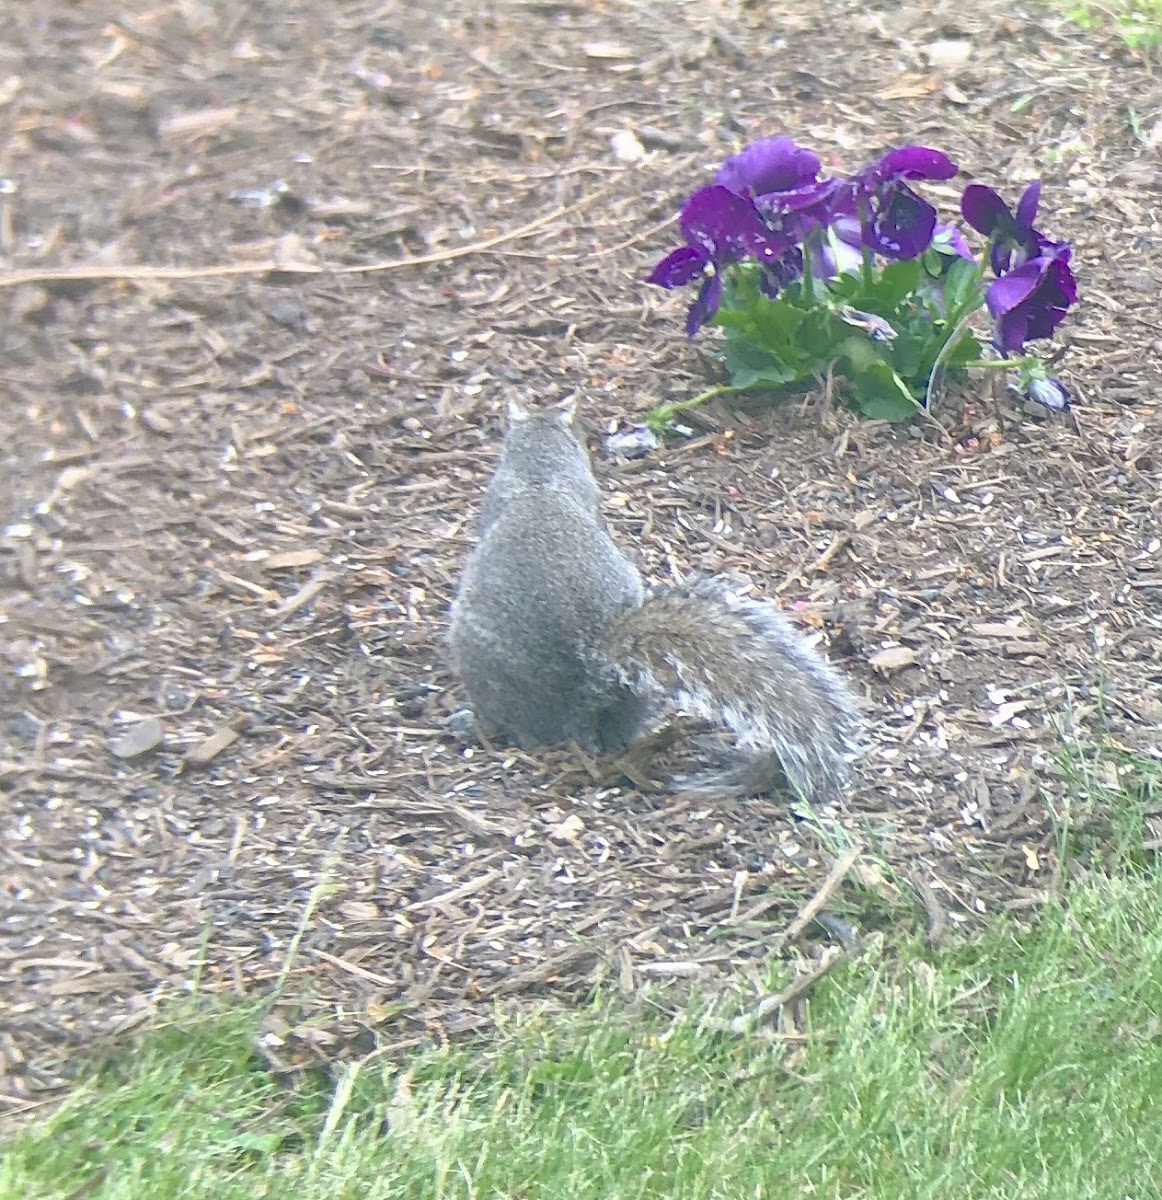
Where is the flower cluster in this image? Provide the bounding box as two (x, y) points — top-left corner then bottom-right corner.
(960, 181), (1078, 358)
(646, 134), (1079, 418)
(648, 137), (958, 333)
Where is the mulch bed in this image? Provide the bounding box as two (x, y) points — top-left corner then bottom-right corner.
(2, 0), (1162, 1111)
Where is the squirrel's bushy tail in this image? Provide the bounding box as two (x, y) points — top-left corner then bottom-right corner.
(606, 579), (862, 803)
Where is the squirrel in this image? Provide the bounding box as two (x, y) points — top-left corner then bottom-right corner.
(447, 399), (863, 803)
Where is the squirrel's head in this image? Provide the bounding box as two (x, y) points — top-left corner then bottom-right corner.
(499, 394), (592, 479)
(507, 395), (577, 429)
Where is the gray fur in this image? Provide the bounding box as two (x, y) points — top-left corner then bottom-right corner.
(448, 404), (863, 802)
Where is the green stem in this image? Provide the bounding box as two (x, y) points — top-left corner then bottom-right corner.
(801, 241), (815, 307)
(960, 356), (1036, 372)
(855, 198), (875, 290)
(649, 382), (773, 429)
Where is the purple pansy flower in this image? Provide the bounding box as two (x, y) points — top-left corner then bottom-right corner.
(647, 185), (789, 335)
(850, 146), (959, 260)
(714, 136), (821, 198)
(986, 237), (1078, 355)
(961, 181), (1041, 276)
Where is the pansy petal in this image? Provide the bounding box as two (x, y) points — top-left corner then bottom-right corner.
(646, 245), (708, 288)
(1016, 180), (1042, 229)
(754, 178), (842, 245)
(679, 185), (776, 261)
(960, 183), (1009, 236)
(715, 136), (821, 197)
(685, 274), (722, 337)
(1026, 307), (1066, 342)
(870, 187), (936, 260)
(989, 241), (1012, 278)
(830, 214), (863, 249)
(827, 232), (864, 276)
(1042, 245), (1079, 307)
(986, 264), (1042, 317)
(874, 145), (958, 182)
(993, 306), (1030, 355)
(758, 177), (841, 215)
(1024, 274), (1075, 340)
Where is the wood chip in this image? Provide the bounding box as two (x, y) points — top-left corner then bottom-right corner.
(257, 548), (326, 571)
(868, 645), (919, 674)
(268, 568), (336, 621)
(924, 39), (973, 69)
(582, 41), (635, 59)
(157, 106), (239, 139)
(183, 725), (241, 766)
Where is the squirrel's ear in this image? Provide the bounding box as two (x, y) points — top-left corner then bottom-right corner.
(507, 398), (532, 425)
(552, 395), (579, 427)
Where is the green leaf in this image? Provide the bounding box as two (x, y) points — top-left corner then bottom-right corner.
(887, 332), (926, 381)
(869, 259), (924, 310)
(750, 299), (810, 363)
(857, 390), (923, 422)
(823, 271), (863, 303)
(942, 331), (983, 368)
(793, 310), (843, 363)
(828, 259), (922, 313)
(849, 360), (922, 423)
(942, 256), (983, 315)
(835, 334), (888, 375)
(921, 246), (944, 277)
(721, 337), (797, 388)
(709, 306), (757, 333)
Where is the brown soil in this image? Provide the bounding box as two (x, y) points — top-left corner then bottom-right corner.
(2, 0), (1161, 1106)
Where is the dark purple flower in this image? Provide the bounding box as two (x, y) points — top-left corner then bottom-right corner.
(714, 136), (821, 198)
(961, 181), (1041, 276)
(851, 145), (959, 260)
(647, 185), (789, 335)
(756, 176), (846, 246)
(986, 238), (1078, 354)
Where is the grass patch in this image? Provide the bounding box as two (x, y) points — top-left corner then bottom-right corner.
(7, 873), (1162, 1197)
(1064, 1), (1162, 48)
(8, 753), (1162, 1200)
(1057, 739), (1162, 870)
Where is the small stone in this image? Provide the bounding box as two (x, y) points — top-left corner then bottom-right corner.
(924, 40), (973, 70)
(110, 716), (164, 759)
(610, 129), (646, 162)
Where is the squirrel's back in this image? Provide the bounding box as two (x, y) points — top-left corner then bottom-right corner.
(449, 402), (649, 750)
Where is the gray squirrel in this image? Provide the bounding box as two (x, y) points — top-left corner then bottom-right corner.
(448, 399), (863, 802)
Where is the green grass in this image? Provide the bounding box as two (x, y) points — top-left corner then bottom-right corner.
(7, 752), (1162, 1200)
(1065, 1), (1162, 48)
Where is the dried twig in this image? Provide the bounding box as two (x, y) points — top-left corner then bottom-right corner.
(775, 530), (854, 595)
(781, 845), (862, 944)
(0, 187), (615, 290)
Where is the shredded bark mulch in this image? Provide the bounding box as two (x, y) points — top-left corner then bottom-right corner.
(2, 0), (1162, 1110)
